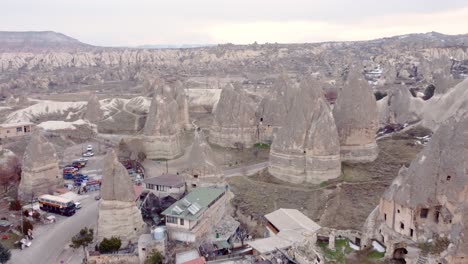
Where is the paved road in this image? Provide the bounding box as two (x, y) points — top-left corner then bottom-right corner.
(10, 194), (99, 264)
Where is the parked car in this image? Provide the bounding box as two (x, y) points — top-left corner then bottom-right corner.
(83, 152), (94, 157)
(75, 202), (81, 209)
(63, 173), (75, 180)
(86, 145), (93, 151)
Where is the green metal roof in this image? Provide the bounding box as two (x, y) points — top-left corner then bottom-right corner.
(162, 187), (226, 221)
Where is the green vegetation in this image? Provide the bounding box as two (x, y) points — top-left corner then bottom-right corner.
(145, 249), (163, 264)
(253, 143), (270, 149)
(0, 232), (20, 250)
(98, 237), (122, 254)
(367, 250), (385, 259)
(318, 238), (353, 263)
(70, 227), (94, 262)
(0, 243), (10, 264)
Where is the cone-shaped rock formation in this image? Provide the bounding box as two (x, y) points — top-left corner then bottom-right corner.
(142, 88), (183, 159)
(84, 92), (103, 123)
(18, 129), (61, 199)
(269, 77), (341, 184)
(209, 84), (258, 148)
(97, 150), (146, 244)
(185, 128), (224, 189)
(333, 69), (379, 163)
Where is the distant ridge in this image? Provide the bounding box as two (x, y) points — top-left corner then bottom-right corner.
(0, 31), (93, 52)
(135, 44), (216, 49)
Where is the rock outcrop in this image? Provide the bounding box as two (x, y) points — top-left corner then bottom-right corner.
(97, 150), (146, 244)
(363, 117), (468, 261)
(422, 78), (468, 130)
(142, 87), (184, 160)
(256, 76), (296, 142)
(333, 69), (379, 163)
(269, 77), (341, 184)
(377, 85), (424, 125)
(18, 129), (61, 199)
(84, 92), (103, 123)
(184, 128), (224, 189)
(209, 84), (258, 148)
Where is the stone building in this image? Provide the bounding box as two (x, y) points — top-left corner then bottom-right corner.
(161, 187), (227, 243)
(184, 128), (224, 190)
(269, 77), (341, 184)
(333, 69), (379, 163)
(362, 117), (468, 263)
(0, 122), (35, 139)
(209, 83), (258, 148)
(18, 129), (61, 200)
(97, 150), (146, 245)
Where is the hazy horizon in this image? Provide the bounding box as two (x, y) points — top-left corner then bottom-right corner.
(1, 0), (468, 46)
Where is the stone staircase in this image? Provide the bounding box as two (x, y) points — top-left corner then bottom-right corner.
(416, 254), (428, 264)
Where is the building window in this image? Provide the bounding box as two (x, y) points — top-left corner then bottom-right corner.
(166, 216), (177, 224)
(180, 219), (184, 226)
(384, 213), (387, 221)
(410, 228), (414, 237)
(16, 127), (22, 132)
(194, 175), (198, 179)
(420, 208), (429, 218)
(6, 130), (9, 133)
(400, 222), (405, 230)
(397, 209), (400, 214)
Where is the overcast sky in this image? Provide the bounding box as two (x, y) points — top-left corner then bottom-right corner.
(1, 0), (468, 46)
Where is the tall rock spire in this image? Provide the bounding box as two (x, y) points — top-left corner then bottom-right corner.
(269, 77), (341, 184)
(142, 86), (183, 159)
(84, 92), (103, 123)
(98, 150), (146, 244)
(209, 83), (258, 148)
(333, 68), (379, 163)
(18, 129), (61, 199)
(185, 128), (224, 189)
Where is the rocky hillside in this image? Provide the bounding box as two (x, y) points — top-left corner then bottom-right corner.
(0, 31), (467, 98)
(0, 31), (93, 52)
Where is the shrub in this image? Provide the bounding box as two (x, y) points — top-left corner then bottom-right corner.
(145, 250), (163, 264)
(0, 243), (11, 264)
(8, 200), (21, 211)
(98, 237), (121, 253)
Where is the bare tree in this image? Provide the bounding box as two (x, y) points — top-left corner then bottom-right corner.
(237, 222), (249, 246)
(0, 157), (21, 192)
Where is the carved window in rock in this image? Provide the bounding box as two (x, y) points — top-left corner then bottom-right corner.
(446, 175), (451, 181)
(400, 222), (405, 230)
(420, 208), (429, 218)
